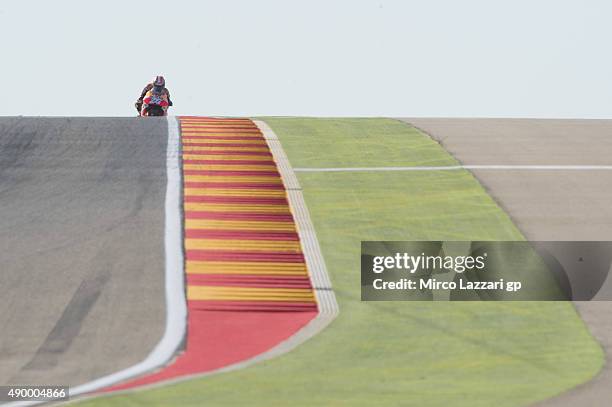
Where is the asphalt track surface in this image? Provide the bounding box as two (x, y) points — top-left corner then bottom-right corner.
(402, 118), (612, 406)
(0, 117), (167, 388)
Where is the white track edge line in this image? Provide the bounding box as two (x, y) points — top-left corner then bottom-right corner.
(23, 116), (188, 407)
(71, 116), (187, 396)
(293, 165), (612, 172)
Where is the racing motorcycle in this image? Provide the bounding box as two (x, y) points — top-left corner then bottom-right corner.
(140, 89), (170, 117)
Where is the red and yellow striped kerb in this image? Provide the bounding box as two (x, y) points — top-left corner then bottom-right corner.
(180, 116), (317, 312)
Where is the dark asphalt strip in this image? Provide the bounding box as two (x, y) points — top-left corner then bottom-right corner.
(20, 265), (111, 373)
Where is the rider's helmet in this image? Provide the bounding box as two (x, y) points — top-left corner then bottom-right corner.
(153, 75), (165, 92)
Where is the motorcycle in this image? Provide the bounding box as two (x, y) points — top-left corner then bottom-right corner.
(140, 89), (170, 117)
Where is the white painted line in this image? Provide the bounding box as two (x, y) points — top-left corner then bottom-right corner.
(293, 165), (612, 172)
(294, 166), (464, 172)
(465, 165), (612, 170)
(15, 117), (188, 407)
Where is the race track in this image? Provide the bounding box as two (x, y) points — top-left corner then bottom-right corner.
(3, 116), (609, 405)
(403, 118), (612, 406)
(0, 117), (167, 387)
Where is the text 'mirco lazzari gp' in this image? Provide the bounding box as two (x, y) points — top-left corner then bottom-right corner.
(361, 241), (612, 301)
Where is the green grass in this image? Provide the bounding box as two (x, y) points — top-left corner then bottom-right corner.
(79, 118), (603, 407)
(264, 118), (457, 168)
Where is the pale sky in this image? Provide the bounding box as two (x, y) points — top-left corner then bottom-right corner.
(1, 0), (611, 118)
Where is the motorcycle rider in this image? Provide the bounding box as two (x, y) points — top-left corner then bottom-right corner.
(135, 76), (173, 114)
